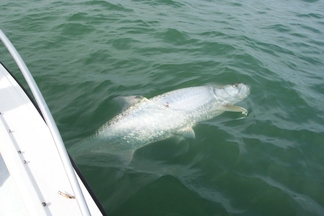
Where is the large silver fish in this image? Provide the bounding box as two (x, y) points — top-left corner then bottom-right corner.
(70, 83), (250, 163)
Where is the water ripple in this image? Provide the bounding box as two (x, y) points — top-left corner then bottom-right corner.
(1, 0), (324, 215)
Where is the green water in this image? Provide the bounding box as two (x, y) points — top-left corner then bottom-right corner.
(1, 0), (324, 215)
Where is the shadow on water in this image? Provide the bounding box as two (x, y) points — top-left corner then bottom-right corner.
(71, 136), (247, 215)
(70, 110), (324, 216)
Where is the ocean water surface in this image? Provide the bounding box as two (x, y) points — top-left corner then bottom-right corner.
(1, 0), (324, 215)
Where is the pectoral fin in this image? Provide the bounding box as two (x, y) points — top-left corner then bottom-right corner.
(219, 105), (248, 115)
(175, 127), (195, 139)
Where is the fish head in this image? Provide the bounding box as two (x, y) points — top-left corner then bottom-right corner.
(212, 83), (250, 104)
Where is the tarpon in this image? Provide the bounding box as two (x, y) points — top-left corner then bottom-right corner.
(70, 83), (250, 163)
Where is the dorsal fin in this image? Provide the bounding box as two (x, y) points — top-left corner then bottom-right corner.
(113, 95), (145, 110)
